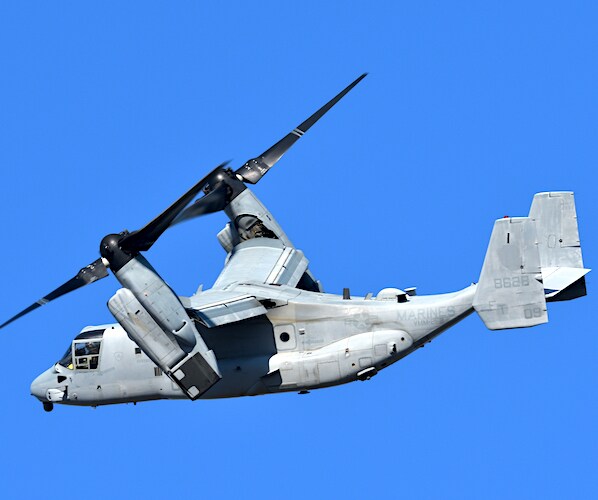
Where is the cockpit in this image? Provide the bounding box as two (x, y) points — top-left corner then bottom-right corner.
(58, 329), (104, 370)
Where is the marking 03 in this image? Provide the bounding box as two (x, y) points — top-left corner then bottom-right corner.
(494, 276), (530, 289)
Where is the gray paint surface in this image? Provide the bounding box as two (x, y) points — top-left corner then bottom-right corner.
(30, 187), (588, 409)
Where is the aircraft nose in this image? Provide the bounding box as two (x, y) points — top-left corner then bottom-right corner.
(30, 374), (48, 401)
(30, 368), (55, 401)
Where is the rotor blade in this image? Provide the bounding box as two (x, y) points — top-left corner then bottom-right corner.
(235, 73), (367, 184)
(0, 258), (108, 330)
(172, 182), (230, 225)
(119, 161), (230, 253)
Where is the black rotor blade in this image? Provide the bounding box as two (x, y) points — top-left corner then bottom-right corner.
(235, 73), (367, 184)
(172, 182), (230, 225)
(0, 258), (108, 330)
(119, 161), (230, 253)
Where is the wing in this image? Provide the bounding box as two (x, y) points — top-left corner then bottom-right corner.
(215, 185), (323, 292)
(182, 205), (319, 331)
(213, 238), (309, 290)
(180, 239), (308, 328)
(181, 289), (269, 328)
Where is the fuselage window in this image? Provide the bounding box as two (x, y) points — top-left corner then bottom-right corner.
(73, 341), (101, 370)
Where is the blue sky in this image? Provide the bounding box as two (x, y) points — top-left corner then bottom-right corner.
(0, 2), (596, 499)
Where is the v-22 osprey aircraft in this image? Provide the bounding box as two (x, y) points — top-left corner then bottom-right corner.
(2, 74), (590, 411)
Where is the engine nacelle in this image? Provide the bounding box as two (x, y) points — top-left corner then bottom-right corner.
(109, 288), (221, 399)
(113, 255), (199, 348)
(107, 255), (221, 400)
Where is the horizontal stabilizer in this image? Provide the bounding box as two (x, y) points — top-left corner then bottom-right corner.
(473, 217), (548, 330)
(542, 266), (590, 301)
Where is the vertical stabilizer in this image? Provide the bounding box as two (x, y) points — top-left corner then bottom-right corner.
(529, 192), (590, 301)
(473, 217), (548, 330)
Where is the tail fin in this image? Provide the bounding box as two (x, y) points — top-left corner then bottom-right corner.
(474, 191), (590, 330)
(473, 217), (548, 330)
(529, 192), (590, 301)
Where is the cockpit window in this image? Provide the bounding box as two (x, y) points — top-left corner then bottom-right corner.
(73, 341), (101, 370)
(57, 330), (105, 371)
(58, 346), (74, 370)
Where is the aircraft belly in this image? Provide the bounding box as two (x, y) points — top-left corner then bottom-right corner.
(199, 356), (273, 399)
(66, 371), (185, 405)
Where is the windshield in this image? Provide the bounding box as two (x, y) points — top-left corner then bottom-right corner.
(58, 345), (73, 369)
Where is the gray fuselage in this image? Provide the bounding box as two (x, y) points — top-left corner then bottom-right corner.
(31, 284), (475, 407)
